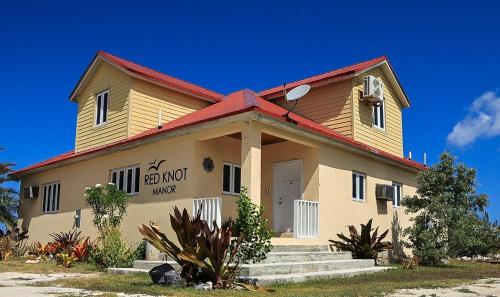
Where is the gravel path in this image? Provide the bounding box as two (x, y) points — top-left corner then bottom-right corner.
(0, 272), (157, 297)
(388, 278), (500, 297)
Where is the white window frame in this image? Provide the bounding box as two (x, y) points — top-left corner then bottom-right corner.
(95, 90), (109, 127)
(352, 171), (366, 202)
(110, 165), (141, 195)
(42, 182), (61, 213)
(222, 162), (241, 196)
(392, 182), (402, 208)
(372, 100), (385, 130)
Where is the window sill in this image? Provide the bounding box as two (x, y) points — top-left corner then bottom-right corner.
(352, 198), (365, 203)
(372, 125), (386, 133)
(93, 122), (108, 129)
(42, 211), (60, 214)
(223, 192), (240, 197)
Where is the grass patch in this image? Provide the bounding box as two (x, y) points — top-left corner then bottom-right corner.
(456, 287), (478, 294)
(0, 257), (98, 274)
(22, 261), (500, 297)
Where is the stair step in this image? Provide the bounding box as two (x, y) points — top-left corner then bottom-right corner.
(271, 245), (330, 252)
(240, 266), (392, 285)
(239, 259), (375, 277)
(262, 251), (351, 263)
(133, 260), (179, 270)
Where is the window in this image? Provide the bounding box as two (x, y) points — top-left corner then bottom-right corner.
(42, 182), (60, 213)
(352, 172), (366, 201)
(111, 165), (140, 195)
(373, 101), (385, 129)
(222, 162), (241, 195)
(393, 182), (402, 207)
(95, 90), (109, 126)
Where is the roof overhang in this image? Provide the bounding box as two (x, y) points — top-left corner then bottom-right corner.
(69, 52), (223, 103)
(259, 58), (411, 108)
(12, 108), (424, 178)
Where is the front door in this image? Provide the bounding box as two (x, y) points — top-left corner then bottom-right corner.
(273, 159), (303, 233)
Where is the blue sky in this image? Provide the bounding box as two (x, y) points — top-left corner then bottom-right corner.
(0, 1), (499, 220)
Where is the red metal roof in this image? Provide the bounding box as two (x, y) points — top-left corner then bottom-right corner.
(71, 51), (224, 103)
(13, 89), (425, 176)
(258, 56), (388, 98)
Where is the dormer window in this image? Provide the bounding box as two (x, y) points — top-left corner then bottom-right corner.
(373, 101), (385, 129)
(95, 90), (109, 126)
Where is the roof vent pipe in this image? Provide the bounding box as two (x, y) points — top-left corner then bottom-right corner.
(157, 109), (163, 129)
(423, 152), (427, 166)
(408, 151), (412, 160)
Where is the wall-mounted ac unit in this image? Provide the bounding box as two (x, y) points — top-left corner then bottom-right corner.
(376, 184), (394, 201)
(23, 186), (39, 199)
(362, 75), (384, 105)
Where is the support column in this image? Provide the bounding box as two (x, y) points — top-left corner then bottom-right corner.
(240, 121), (261, 205)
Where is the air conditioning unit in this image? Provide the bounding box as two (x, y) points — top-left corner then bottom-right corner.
(362, 75), (384, 105)
(375, 184), (394, 201)
(23, 186), (39, 199)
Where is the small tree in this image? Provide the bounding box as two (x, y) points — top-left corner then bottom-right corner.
(85, 183), (130, 233)
(403, 152), (499, 266)
(232, 187), (273, 264)
(0, 148), (18, 229)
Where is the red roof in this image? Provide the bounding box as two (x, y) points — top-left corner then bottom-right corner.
(258, 56), (387, 98)
(70, 51), (224, 103)
(13, 89), (425, 176)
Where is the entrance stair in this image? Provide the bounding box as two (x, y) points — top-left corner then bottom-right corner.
(128, 245), (391, 285)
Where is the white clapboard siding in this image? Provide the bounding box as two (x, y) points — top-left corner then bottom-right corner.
(193, 197), (222, 230)
(293, 200), (319, 238)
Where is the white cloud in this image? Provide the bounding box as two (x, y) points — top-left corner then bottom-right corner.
(447, 91), (500, 148)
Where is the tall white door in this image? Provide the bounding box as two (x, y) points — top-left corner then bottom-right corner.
(273, 160), (302, 233)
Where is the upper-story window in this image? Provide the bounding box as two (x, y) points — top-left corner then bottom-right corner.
(373, 101), (385, 129)
(111, 165), (140, 195)
(352, 171), (366, 202)
(42, 181), (60, 213)
(95, 90), (109, 126)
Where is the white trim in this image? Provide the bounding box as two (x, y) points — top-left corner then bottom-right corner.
(42, 181), (61, 214)
(94, 90), (109, 128)
(272, 159), (304, 232)
(110, 164), (140, 195)
(372, 99), (386, 131)
(352, 171), (366, 202)
(222, 162), (240, 196)
(392, 182), (402, 208)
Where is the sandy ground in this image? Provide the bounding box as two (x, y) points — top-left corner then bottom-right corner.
(0, 272), (499, 296)
(389, 278), (500, 297)
(0, 272), (156, 297)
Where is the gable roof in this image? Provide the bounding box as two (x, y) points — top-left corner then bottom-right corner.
(13, 89), (425, 177)
(258, 56), (411, 108)
(69, 51), (224, 103)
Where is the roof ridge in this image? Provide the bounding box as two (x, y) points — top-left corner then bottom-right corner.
(97, 50), (224, 102)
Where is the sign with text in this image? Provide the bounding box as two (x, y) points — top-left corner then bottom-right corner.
(144, 159), (188, 196)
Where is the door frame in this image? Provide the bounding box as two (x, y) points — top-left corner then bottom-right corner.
(272, 159), (304, 232)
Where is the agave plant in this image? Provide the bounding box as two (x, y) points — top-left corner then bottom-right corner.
(329, 219), (393, 264)
(178, 221), (242, 288)
(138, 207), (207, 284)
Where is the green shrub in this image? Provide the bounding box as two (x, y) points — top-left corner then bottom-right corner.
(85, 183), (130, 232)
(233, 187), (273, 264)
(91, 228), (135, 268)
(329, 219), (393, 265)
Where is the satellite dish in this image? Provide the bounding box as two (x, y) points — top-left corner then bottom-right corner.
(286, 84), (310, 102)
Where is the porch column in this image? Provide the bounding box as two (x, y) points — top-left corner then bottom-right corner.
(240, 121), (261, 205)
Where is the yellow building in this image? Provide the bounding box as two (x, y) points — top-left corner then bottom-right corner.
(13, 51), (425, 247)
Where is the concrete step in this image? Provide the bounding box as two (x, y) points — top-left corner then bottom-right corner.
(271, 245), (330, 252)
(239, 259), (375, 277)
(240, 266), (392, 285)
(261, 251), (351, 263)
(133, 260), (179, 270)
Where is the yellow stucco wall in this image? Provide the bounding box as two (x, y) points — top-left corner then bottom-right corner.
(352, 68), (404, 157)
(74, 62), (132, 152)
(19, 116), (416, 248)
